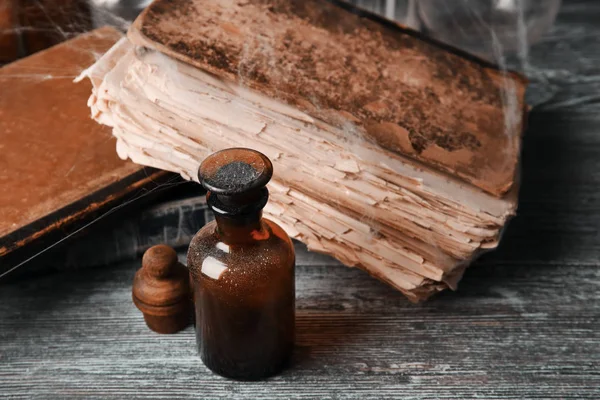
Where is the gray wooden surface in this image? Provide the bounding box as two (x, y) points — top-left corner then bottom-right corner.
(1, 1), (600, 399)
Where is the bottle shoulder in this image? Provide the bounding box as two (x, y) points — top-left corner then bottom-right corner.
(187, 219), (295, 284)
(189, 220), (218, 246)
(189, 219), (293, 250)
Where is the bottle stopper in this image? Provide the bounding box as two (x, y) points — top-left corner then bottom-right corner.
(199, 147), (273, 217)
(132, 244), (191, 334)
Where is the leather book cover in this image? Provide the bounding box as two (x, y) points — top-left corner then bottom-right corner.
(128, 0), (528, 196)
(0, 27), (170, 274)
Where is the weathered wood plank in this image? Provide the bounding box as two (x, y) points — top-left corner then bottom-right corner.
(1, 1), (600, 398)
(513, 0), (600, 111)
(0, 250), (599, 399)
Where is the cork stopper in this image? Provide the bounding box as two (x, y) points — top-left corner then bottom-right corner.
(132, 245), (191, 334)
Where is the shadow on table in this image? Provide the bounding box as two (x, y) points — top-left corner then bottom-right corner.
(291, 310), (393, 372)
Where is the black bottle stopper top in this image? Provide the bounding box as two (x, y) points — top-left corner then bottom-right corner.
(199, 148), (273, 217)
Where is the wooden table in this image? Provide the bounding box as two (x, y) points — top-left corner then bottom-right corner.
(1, 1), (599, 398)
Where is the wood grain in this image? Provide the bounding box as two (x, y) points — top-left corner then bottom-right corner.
(0, 237), (598, 399)
(1, 0), (600, 398)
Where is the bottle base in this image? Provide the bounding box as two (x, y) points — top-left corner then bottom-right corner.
(200, 353), (291, 381)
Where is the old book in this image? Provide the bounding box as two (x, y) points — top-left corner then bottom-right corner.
(0, 27), (169, 274)
(129, 0), (527, 196)
(81, 1), (527, 301)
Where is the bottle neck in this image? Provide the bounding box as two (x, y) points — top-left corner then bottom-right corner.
(214, 212), (266, 244)
(207, 188), (270, 244)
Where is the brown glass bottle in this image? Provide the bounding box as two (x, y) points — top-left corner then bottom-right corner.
(187, 148), (295, 380)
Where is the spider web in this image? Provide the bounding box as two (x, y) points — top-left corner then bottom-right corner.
(1, 1), (594, 111)
(1, 0), (598, 276)
(0, 0), (146, 72)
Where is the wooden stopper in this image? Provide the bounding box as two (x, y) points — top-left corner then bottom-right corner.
(132, 245), (191, 334)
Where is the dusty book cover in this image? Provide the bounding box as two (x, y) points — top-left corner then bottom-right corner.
(128, 0), (528, 197)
